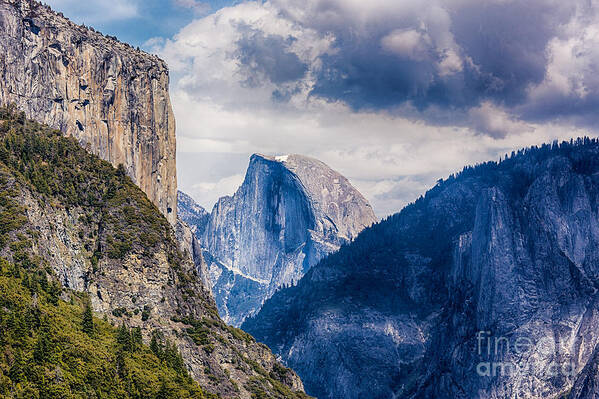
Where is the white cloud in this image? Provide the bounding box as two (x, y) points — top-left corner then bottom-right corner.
(528, 2), (599, 101)
(184, 173), (245, 211)
(146, 1), (332, 112)
(438, 49), (463, 76)
(469, 102), (534, 139)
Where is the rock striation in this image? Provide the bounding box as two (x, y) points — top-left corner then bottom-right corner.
(0, 0), (177, 223)
(244, 139), (599, 399)
(179, 154), (377, 326)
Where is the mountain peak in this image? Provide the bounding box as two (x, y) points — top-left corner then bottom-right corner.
(180, 153), (376, 326)
(248, 153), (376, 241)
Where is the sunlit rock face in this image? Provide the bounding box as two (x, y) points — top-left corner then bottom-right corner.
(244, 140), (599, 399)
(179, 154), (376, 326)
(0, 0), (177, 223)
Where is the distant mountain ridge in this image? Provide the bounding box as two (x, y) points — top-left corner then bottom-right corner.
(178, 153), (376, 325)
(244, 138), (599, 399)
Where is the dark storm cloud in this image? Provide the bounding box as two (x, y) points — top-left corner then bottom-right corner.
(310, 47), (442, 110)
(519, 94), (599, 128)
(234, 28), (308, 87)
(224, 0), (598, 133)
(306, 1), (576, 113)
(450, 1), (575, 105)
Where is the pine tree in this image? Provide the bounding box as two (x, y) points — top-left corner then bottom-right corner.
(9, 348), (25, 383)
(38, 272), (48, 292)
(33, 332), (51, 363)
(116, 349), (127, 379)
(82, 301), (94, 336)
(131, 327), (143, 352)
(48, 281), (61, 305)
(156, 379), (169, 399)
(117, 324), (132, 352)
(141, 305), (151, 321)
(116, 163), (126, 179)
(150, 332), (163, 360)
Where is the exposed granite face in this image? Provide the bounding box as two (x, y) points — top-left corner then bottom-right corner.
(178, 190), (210, 238)
(174, 217), (212, 294)
(0, 0), (177, 223)
(277, 154), (377, 243)
(180, 154), (376, 326)
(244, 141), (599, 399)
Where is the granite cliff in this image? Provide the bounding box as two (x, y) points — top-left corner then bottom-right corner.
(244, 139), (599, 399)
(0, 0), (176, 223)
(179, 154), (377, 326)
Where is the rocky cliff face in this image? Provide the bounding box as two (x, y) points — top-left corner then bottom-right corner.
(0, 0), (177, 223)
(174, 217), (212, 294)
(178, 190), (210, 238)
(244, 139), (599, 399)
(181, 154), (376, 326)
(0, 110), (309, 398)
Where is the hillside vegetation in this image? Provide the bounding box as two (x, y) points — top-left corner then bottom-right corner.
(0, 105), (214, 398)
(0, 258), (213, 399)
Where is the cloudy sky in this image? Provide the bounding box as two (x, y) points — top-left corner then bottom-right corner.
(48, 0), (598, 217)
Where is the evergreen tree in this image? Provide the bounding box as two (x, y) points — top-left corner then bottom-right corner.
(38, 272), (48, 292)
(150, 332), (163, 359)
(131, 327), (143, 352)
(116, 349), (127, 379)
(9, 348), (25, 383)
(82, 301), (94, 336)
(141, 304), (151, 321)
(116, 163), (127, 179)
(33, 331), (51, 363)
(48, 281), (61, 305)
(117, 323), (132, 352)
(165, 341), (185, 375)
(156, 379), (169, 399)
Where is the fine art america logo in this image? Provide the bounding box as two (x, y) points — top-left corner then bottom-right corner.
(475, 331), (576, 378)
